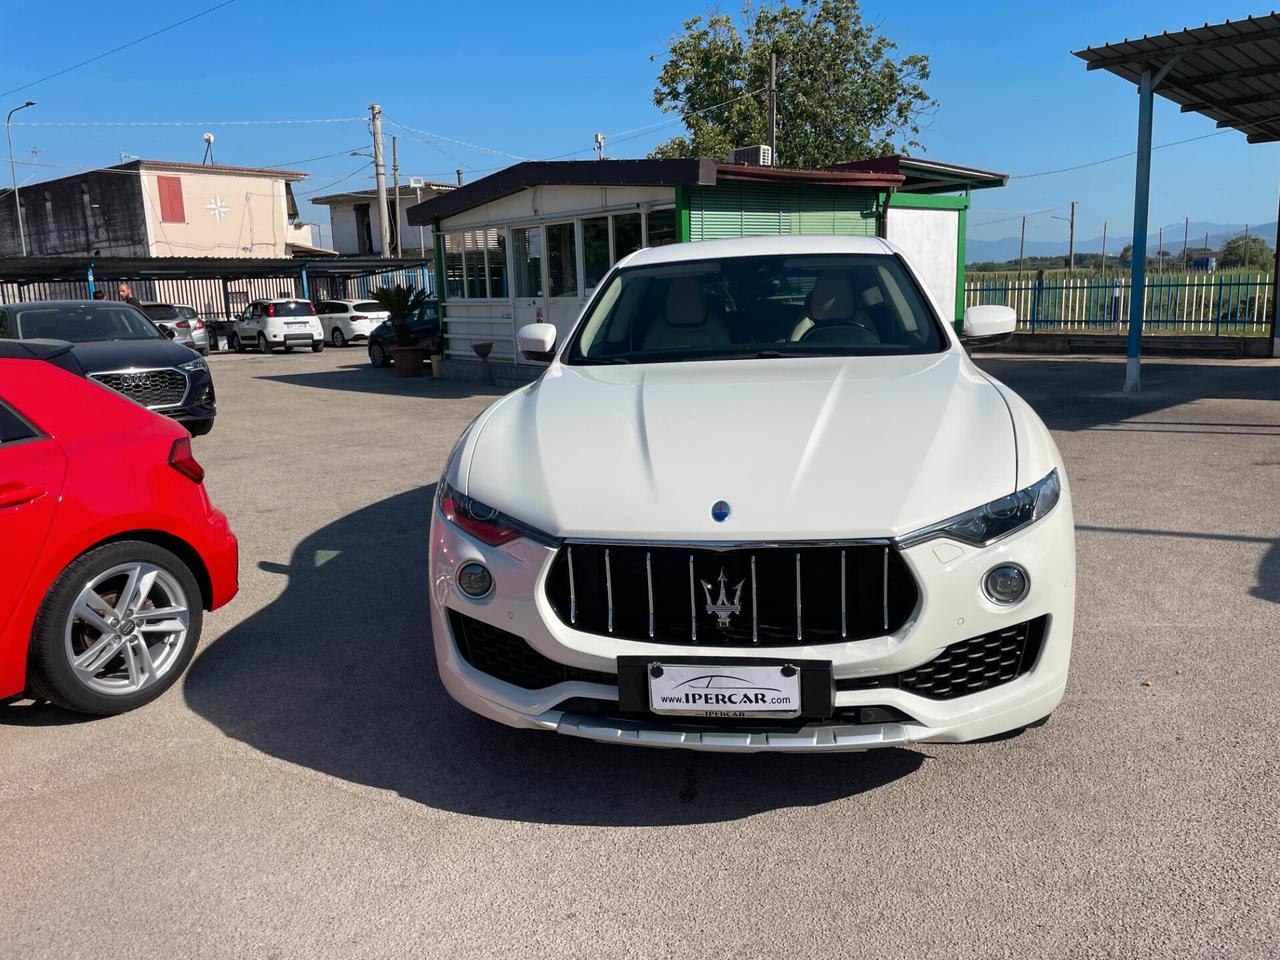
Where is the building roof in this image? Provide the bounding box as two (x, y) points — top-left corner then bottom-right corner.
(1073, 13), (1280, 143)
(405, 158), (908, 225)
(113, 159), (310, 181)
(310, 183), (455, 206)
(0, 255), (429, 285)
(824, 155), (1008, 192)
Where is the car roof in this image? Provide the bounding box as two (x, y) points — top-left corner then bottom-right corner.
(140, 301), (194, 308)
(620, 234), (892, 269)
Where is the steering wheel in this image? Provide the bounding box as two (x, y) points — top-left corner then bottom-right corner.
(798, 318), (879, 344)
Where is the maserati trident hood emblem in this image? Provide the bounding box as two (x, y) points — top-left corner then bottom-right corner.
(701, 568), (744, 629)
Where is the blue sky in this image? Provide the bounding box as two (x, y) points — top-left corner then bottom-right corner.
(2, 0), (1275, 250)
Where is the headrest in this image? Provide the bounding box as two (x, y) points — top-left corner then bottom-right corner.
(809, 272), (855, 322)
(665, 277), (708, 327)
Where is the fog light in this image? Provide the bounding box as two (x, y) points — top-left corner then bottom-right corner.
(457, 562), (493, 599)
(983, 564), (1029, 604)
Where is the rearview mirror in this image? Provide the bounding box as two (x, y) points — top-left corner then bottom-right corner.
(517, 323), (557, 362)
(161, 325), (177, 339)
(961, 305), (1016, 345)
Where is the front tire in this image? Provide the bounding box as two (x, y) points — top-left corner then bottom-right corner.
(25, 541), (204, 716)
(230, 332), (245, 353)
(369, 341), (389, 367)
(331, 328), (346, 348)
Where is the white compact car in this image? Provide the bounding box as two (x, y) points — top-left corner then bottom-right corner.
(429, 236), (1074, 753)
(316, 298), (390, 347)
(229, 299), (324, 354)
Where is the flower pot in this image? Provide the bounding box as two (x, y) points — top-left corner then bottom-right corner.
(391, 346), (426, 378)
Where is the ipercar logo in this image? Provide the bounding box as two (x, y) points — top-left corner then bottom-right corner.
(657, 673), (785, 708)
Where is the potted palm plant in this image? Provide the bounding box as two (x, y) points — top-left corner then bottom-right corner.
(369, 284), (429, 378)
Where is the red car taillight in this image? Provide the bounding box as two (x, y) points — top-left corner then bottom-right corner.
(194, 319), (205, 330)
(351, 314), (367, 321)
(175, 320), (190, 329)
(169, 437), (205, 483)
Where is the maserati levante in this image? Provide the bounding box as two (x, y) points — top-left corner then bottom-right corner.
(429, 236), (1074, 752)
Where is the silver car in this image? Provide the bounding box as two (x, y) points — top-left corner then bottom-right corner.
(141, 303), (210, 355)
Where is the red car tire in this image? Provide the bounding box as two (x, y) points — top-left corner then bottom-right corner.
(26, 540), (205, 716)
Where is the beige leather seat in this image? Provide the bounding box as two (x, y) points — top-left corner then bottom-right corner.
(642, 277), (730, 351)
(790, 271), (856, 341)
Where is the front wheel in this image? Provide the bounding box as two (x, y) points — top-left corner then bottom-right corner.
(25, 541), (204, 715)
(230, 332), (245, 353)
(369, 341), (389, 367)
(331, 328), (346, 348)
(311, 340), (324, 353)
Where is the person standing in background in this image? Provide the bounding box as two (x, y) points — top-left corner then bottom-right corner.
(117, 281), (140, 306)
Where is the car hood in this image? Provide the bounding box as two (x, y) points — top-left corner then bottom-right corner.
(67, 338), (199, 372)
(461, 352), (1017, 541)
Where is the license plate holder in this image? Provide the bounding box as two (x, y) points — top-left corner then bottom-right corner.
(617, 656), (834, 720)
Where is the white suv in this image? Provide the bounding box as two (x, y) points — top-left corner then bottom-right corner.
(230, 299), (324, 354)
(316, 299), (390, 347)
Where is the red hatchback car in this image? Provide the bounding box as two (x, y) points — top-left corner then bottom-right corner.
(0, 343), (238, 714)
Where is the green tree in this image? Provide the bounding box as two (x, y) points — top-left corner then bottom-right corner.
(649, 0), (935, 167)
(368, 284), (427, 347)
(1219, 233), (1274, 270)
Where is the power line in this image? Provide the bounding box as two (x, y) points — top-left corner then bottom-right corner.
(297, 162), (372, 196)
(383, 120), (527, 160)
(10, 117), (365, 127)
(970, 207), (1062, 229)
(0, 0), (241, 99)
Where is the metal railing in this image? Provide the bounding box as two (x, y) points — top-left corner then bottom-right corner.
(964, 273), (1274, 336)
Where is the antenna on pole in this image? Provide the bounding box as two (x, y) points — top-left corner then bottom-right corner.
(594, 132), (607, 160)
(201, 131), (215, 165)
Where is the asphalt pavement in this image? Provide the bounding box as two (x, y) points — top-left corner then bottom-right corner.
(2, 348), (1277, 959)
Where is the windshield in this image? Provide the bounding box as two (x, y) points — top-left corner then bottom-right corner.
(14, 303), (163, 342)
(143, 304), (180, 322)
(567, 253), (946, 364)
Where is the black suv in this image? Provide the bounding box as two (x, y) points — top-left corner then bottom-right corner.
(367, 299), (441, 368)
(0, 300), (217, 436)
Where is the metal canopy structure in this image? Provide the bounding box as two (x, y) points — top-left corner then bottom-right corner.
(1074, 14), (1280, 390)
(0, 255), (429, 285)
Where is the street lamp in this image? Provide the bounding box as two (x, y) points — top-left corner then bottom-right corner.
(6, 100), (36, 257)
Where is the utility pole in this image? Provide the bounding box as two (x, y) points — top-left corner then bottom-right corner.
(1158, 225), (1163, 273)
(6, 100), (36, 257)
(768, 51), (778, 161)
(369, 103), (390, 258)
(391, 134), (402, 259)
(1101, 220), (1108, 275)
(1181, 216), (1189, 272)
(456, 169), (463, 186)
(1017, 216), (1026, 278)
(1245, 224), (1251, 270)
(1067, 200), (1076, 272)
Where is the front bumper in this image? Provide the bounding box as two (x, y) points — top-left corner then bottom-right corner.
(429, 493), (1075, 753)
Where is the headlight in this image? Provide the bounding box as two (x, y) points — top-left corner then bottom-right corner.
(899, 469), (1061, 548)
(437, 481), (556, 547)
(180, 356), (207, 372)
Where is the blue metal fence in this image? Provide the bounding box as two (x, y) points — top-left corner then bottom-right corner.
(964, 273), (1273, 335)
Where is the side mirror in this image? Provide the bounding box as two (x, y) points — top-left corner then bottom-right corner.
(161, 325), (177, 339)
(517, 322), (557, 362)
(961, 305), (1016, 345)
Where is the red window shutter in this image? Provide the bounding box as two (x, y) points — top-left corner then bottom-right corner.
(157, 175), (185, 223)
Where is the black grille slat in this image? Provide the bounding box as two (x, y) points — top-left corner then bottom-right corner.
(449, 611), (615, 690)
(545, 543), (917, 647)
(837, 616), (1048, 700)
(90, 369), (186, 408)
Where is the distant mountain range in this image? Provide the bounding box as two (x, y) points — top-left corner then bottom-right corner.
(966, 221), (1277, 265)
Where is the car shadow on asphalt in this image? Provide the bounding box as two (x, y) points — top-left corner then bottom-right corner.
(183, 485), (924, 826)
(254, 361), (510, 400)
(973, 356), (1280, 431)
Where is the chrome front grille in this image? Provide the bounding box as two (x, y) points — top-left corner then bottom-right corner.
(545, 542), (918, 647)
(89, 368), (187, 408)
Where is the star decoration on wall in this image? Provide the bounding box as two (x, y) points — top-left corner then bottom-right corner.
(206, 195), (230, 221)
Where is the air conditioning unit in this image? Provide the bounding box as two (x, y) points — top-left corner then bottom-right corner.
(729, 144), (773, 167)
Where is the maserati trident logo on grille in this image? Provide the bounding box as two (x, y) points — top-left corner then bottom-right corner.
(711, 500), (731, 522)
(701, 569), (744, 629)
